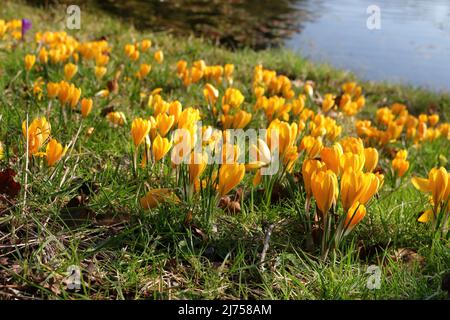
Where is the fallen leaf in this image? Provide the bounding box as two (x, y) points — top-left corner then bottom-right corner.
(393, 248), (425, 268)
(218, 196), (231, 210)
(107, 80), (118, 94)
(228, 201), (241, 214)
(218, 196), (241, 214)
(0, 168), (21, 199)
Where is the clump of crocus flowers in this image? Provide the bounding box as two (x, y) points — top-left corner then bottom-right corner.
(355, 102), (448, 148)
(392, 149), (410, 179)
(22, 117), (67, 166)
(302, 137), (383, 257)
(0, 19), (25, 41)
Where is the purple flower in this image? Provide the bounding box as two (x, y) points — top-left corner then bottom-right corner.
(21, 19), (32, 38)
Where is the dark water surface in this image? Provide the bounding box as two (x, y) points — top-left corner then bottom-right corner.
(28, 0), (450, 92)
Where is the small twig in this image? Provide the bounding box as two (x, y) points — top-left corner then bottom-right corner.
(68, 122), (84, 156)
(260, 223), (275, 269)
(50, 122), (83, 183)
(22, 115), (30, 220)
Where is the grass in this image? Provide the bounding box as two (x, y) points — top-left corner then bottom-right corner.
(0, 0), (449, 300)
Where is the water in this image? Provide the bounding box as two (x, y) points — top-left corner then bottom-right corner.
(286, 0), (450, 92)
(28, 0), (450, 92)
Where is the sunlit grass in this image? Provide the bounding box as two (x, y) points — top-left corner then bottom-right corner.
(0, 0), (449, 300)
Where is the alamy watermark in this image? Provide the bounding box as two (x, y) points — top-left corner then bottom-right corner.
(367, 5), (381, 30)
(66, 5), (81, 30)
(366, 265), (381, 290)
(65, 265), (81, 291)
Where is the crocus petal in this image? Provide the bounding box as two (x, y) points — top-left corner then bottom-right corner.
(411, 177), (430, 192)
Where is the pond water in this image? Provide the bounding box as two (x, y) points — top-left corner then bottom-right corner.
(29, 0), (450, 92)
(286, 0), (450, 93)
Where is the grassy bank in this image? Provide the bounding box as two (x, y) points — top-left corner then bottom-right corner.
(4, 1), (450, 118)
(0, 1), (449, 300)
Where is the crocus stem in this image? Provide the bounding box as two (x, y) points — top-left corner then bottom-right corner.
(442, 208), (449, 237)
(133, 148), (138, 178)
(321, 211), (327, 259)
(304, 197), (314, 251)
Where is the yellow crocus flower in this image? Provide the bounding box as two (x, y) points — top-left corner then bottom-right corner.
(38, 47), (48, 64)
(411, 167), (449, 209)
(344, 202), (366, 233)
(81, 98), (93, 118)
(24, 54), (36, 71)
(311, 169), (339, 214)
(141, 39), (152, 52)
(339, 137), (365, 155)
(45, 138), (68, 166)
(156, 113), (175, 137)
(152, 134), (172, 162)
(131, 117), (151, 147)
(268, 120), (298, 157)
(22, 117), (51, 155)
(302, 159), (326, 199)
(218, 163), (245, 197)
(321, 94), (335, 113)
(140, 188), (180, 209)
(124, 43), (136, 57)
(428, 114), (439, 127)
(137, 63), (151, 79)
(304, 83), (313, 97)
(0, 141), (4, 160)
(203, 83), (219, 105)
(363, 148), (379, 172)
(168, 101), (182, 124)
(189, 152), (208, 185)
(320, 143), (343, 175)
(178, 107), (200, 129)
(57, 81), (73, 106)
(47, 82), (60, 99)
(300, 135), (323, 159)
(70, 87), (82, 109)
(340, 152), (365, 173)
(64, 63), (78, 81)
(95, 66), (107, 80)
(154, 50), (164, 64)
(417, 209), (435, 223)
(340, 169), (379, 211)
(395, 149), (408, 160)
(222, 88), (244, 110)
(106, 111), (126, 127)
(176, 60), (188, 77)
(392, 158), (409, 177)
